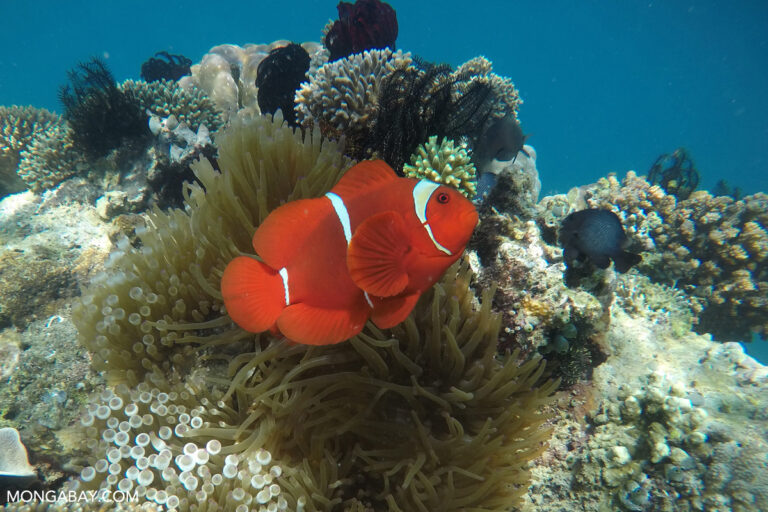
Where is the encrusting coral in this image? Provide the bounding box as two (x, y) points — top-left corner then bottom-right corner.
(66, 112), (556, 510)
(403, 135), (477, 198)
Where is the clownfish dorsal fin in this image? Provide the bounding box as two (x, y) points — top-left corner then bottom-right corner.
(330, 160), (398, 200)
(347, 210), (411, 297)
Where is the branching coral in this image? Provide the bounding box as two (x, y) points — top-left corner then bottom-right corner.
(294, 48), (412, 143)
(452, 56), (523, 124)
(566, 171), (768, 341)
(0, 105), (63, 196)
(121, 79), (224, 134)
(403, 135), (477, 197)
(16, 123), (86, 192)
(69, 112), (555, 510)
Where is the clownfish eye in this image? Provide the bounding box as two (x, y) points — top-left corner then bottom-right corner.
(436, 192), (450, 204)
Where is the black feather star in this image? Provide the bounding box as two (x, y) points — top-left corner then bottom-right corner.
(367, 61), (495, 172)
(59, 57), (149, 158)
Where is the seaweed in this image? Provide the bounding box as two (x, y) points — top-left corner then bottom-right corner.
(59, 57), (150, 158)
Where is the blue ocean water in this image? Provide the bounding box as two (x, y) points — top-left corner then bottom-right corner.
(1, 0), (767, 361)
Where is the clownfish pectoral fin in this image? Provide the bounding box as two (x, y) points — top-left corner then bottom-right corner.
(330, 160), (398, 200)
(347, 211), (410, 297)
(370, 292), (421, 330)
(221, 256), (286, 333)
(277, 301), (369, 345)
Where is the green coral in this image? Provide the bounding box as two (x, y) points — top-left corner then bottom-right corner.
(403, 135), (477, 198)
(67, 112), (555, 510)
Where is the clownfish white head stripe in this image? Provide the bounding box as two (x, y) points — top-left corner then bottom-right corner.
(412, 180), (452, 256)
(325, 192), (352, 244)
(279, 267), (290, 305)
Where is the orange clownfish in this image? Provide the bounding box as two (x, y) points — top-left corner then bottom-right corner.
(220, 159), (479, 345)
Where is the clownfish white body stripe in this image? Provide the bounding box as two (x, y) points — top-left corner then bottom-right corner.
(221, 160), (478, 346)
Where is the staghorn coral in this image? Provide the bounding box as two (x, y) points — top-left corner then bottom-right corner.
(564, 171), (768, 341)
(0, 106), (63, 196)
(121, 79), (224, 134)
(403, 135), (476, 197)
(67, 112), (555, 510)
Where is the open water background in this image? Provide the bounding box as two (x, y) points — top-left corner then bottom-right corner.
(1, 0), (767, 361)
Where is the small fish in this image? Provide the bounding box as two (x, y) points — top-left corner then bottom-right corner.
(473, 115), (530, 171)
(559, 209), (641, 273)
(221, 159), (479, 345)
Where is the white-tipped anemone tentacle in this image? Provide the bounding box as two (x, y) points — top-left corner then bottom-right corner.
(412, 180), (452, 255)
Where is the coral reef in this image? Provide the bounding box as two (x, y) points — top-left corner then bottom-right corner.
(255, 43), (311, 126)
(59, 58), (150, 158)
(181, 41), (327, 120)
(569, 171), (768, 341)
(15, 124), (86, 193)
(140, 51), (192, 83)
(468, 209), (610, 363)
(121, 79), (223, 134)
(295, 48), (412, 150)
(62, 112), (555, 510)
(477, 144), (540, 217)
(452, 56), (523, 125)
(523, 308), (768, 512)
(403, 135), (477, 197)
(324, 0), (398, 62)
(0, 106), (63, 197)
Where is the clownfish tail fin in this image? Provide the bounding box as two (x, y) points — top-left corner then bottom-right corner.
(221, 256), (286, 333)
